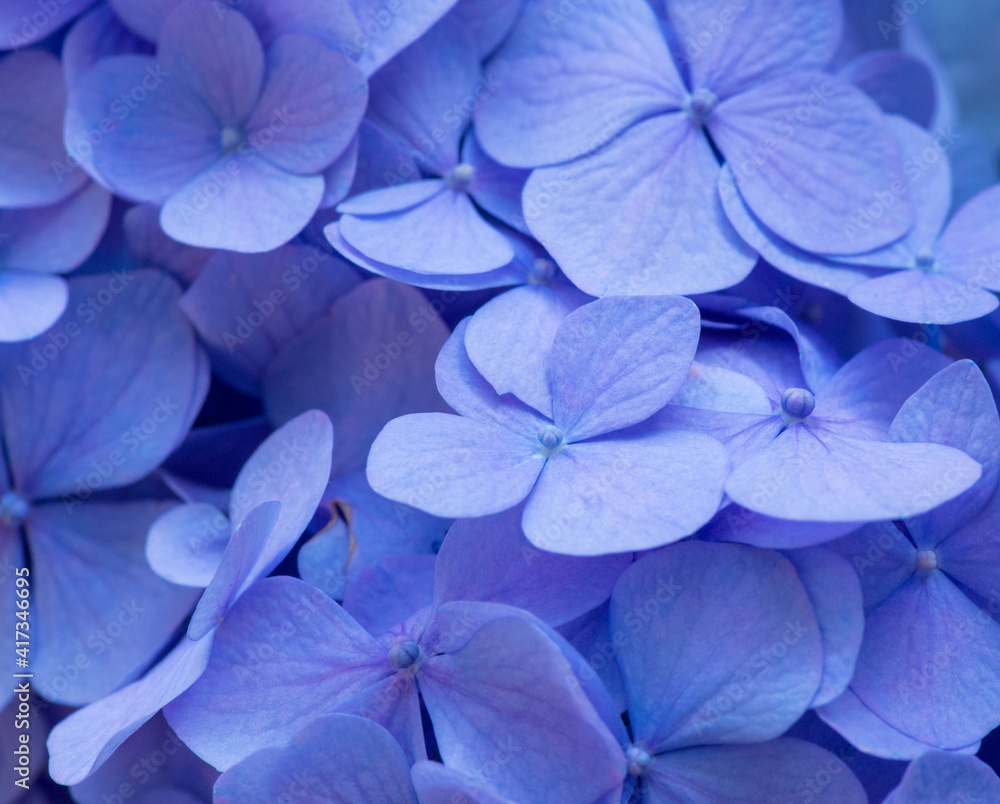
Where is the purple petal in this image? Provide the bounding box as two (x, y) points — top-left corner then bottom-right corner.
(338, 180), (446, 215)
(524, 115), (756, 296)
(610, 542), (822, 752)
(166, 576), (389, 770)
(782, 546), (864, 707)
(419, 617), (626, 803)
(450, 0), (521, 57)
(246, 34), (367, 175)
(725, 427), (981, 522)
(108, 0), (176, 40)
(410, 761), (513, 804)
(711, 73), (913, 254)
(840, 50), (936, 128)
(159, 0), (264, 128)
(187, 501), (280, 640)
(852, 571), (1000, 748)
(62, 3), (152, 87)
(339, 189), (515, 274)
(0, 270), (206, 500)
(645, 739), (866, 804)
(343, 554), (437, 636)
(214, 714), (417, 803)
(523, 431), (729, 555)
(30, 501), (201, 705)
(160, 151), (324, 252)
(227, 410), (333, 585)
(348, 0), (459, 77)
(464, 284), (590, 418)
(367, 413), (544, 518)
(0, 182), (112, 273)
(47, 636), (214, 786)
(319, 134), (359, 207)
(0, 272), (67, 342)
(848, 270), (999, 325)
(826, 522), (917, 611)
(146, 502), (231, 587)
(666, 0), (842, 96)
(0, 0), (97, 49)
(937, 184), (1000, 292)
(884, 752), (1000, 803)
(262, 279), (449, 476)
(365, 16), (477, 175)
(474, 0), (683, 167)
(122, 204), (212, 285)
(550, 296), (701, 439)
(463, 132), (531, 234)
(0, 50), (89, 205)
(818, 689), (979, 761)
(434, 505), (632, 626)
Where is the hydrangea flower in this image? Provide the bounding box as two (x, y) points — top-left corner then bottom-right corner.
(46, 410), (333, 785)
(0, 50), (111, 341)
(165, 577), (628, 802)
(475, 0), (913, 295)
(883, 751), (1000, 803)
(823, 361), (1000, 750)
(65, 0), (368, 251)
(367, 295), (731, 554)
(0, 270), (207, 708)
(723, 115), (1000, 324)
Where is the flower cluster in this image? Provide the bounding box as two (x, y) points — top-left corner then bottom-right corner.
(0, 0), (999, 801)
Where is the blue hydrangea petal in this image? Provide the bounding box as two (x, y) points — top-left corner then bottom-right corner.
(646, 405), (782, 468)
(704, 509), (862, 550)
(644, 739), (866, 804)
(462, 132), (531, 235)
(166, 576), (390, 770)
(936, 184), (1000, 292)
(47, 636), (215, 786)
(611, 543), (822, 753)
(891, 360), (1000, 548)
(419, 617), (626, 803)
(215, 714), (418, 803)
(852, 570), (1000, 748)
(348, 0), (459, 77)
(817, 688), (980, 761)
(263, 278), (448, 476)
(0, 182), (112, 273)
(435, 319), (549, 433)
(160, 150), (325, 252)
(186, 501), (280, 640)
(410, 761), (514, 804)
(227, 410), (333, 584)
(934, 490), (1000, 618)
(246, 34), (367, 175)
(343, 554), (437, 636)
(666, 361), (771, 414)
(826, 522), (917, 612)
(550, 296), (701, 440)
(66, 55), (222, 203)
(0, 272), (67, 342)
(159, 0), (264, 128)
(781, 546), (864, 707)
(711, 73), (913, 254)
(367, 413), (544, 518)
(319, 133), (359, 208)
(108, 0), (176, 40)
(30, 501), (201, 705)
(0, 50), (89, 206)
(525, 115), (756, 296)
(839, 51), (936, 128)
(339, 189), (515, 275)
(179, 244), (361, 396)
(666, 0), (842, 97)
(464, 284), (590, 419)
(146, 502), (230, 588)
(725, 428), (981, 522)
(474, 0), (683, 167)
(338, 180), (446, 215)
(0, 270), (206, 500)
(847, 270), (999, 325)
(523, 431), (728, 555)
(62, 3), (152, 87)
(434, 505), (632, 626)
(122, 204), (213, 284)
(0, 0), (97, 49)
(883, 752), (1000, 803)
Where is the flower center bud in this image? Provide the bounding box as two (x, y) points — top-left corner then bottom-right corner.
(780, 387), (816, 421)
(913, 250), (936, 271)
(220, 126), (243, 154)
(445, 162), (475, 192)
(528, 258), (556, 285)
(388, 639), (421, 670)
(916, 549), (938, 572)
(537, 425), (566, 457)
(0, 492), (29, 527)
(626, 745), (652, 777)
(685, 88), (719, 125)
